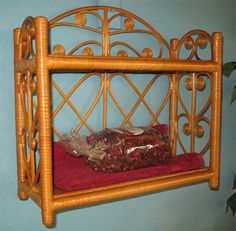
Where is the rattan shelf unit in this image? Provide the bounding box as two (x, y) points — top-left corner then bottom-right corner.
(14, 6), (222, 227)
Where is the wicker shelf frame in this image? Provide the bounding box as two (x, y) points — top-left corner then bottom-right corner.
(14, 6), (222, 227)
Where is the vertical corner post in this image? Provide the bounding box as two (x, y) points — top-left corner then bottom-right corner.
(34, 16), (54, 226)
(209, 32), (223, 190)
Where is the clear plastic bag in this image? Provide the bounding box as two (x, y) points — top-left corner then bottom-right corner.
(59, 125), (171, 172)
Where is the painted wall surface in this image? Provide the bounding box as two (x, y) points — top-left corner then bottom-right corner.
(0, 0), (235, 230)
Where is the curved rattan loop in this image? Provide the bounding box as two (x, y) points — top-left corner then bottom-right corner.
(19, 16), (35, 60)
(73, 74), (104, 134)
(68, 40), (103, 55)
(107, 76), (133, 127)
(176, 113), (190, 153)
(196, 119), (211, 156)
(49, 8), (104, 25)
(49, 22), (102, 34)
(177, 113), (190, 153)
(109, 41), (142, 57)
(195, 74), (212, 118)
(176, 30), (212, 60)
(176, 74), (191, 119)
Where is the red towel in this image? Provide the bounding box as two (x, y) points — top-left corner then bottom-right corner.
(53, 143), (204, 192)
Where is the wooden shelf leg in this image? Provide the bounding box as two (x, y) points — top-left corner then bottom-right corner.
(42, 209), (55, 227)
(209, 177), (219, 190)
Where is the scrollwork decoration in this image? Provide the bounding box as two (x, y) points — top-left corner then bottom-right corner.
(176, 30), (212, 60)
(18, 70), (39, 187)
(176, 73), (211, 155)
(19, 16), (36, 60)
(48, 6), (170, 58)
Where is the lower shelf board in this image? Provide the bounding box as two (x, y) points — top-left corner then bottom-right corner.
(52, 167), (213, 211)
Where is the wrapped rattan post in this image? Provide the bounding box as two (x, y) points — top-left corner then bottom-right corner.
(169, 38), (179, 155)
(209, 32), (223, 190)
(34, 16), (54, 226)
(14, 28), (29, 200)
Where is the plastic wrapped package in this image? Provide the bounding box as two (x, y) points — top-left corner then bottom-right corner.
(59, 125), (171, 172)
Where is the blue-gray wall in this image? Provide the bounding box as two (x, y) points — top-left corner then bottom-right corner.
(0, 0), (235, 230)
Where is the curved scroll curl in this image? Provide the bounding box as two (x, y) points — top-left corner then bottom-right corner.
(195, 116), (211, 155)
(176, 30), (212, 60)
(68, 40), (102, 56)
(19, 16), (36, 60)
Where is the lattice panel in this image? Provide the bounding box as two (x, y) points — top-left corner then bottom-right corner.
(50, 73), (171, 140)
(51, 73), (104, 139)
(108, 73), (170, 126)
